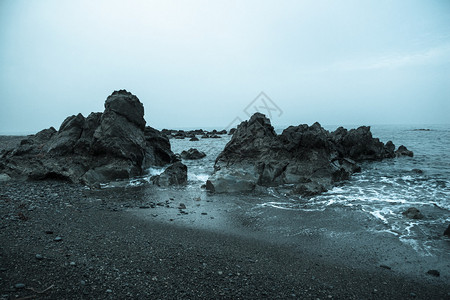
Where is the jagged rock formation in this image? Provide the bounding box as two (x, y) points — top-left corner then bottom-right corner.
(0, 90), (178, 185)
(180, 148), (206, 160)
(206, 113), (412, 195)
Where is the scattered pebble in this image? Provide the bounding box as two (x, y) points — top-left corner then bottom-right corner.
(106, 289), (113, 293)
(54, 236), (62, 242)
(178, 203), (186, 209)
(35, 254), (43, 260)
(380, 264), (391, 270)
(426, 269), (440, 277)
(80, 280), (86, 286)
(70, 261), (76, 266)
(14, 283), (25, 289)
(201, 212), (208, 215)
(45, 230), (54, 234)
(217, 270), (223, 275)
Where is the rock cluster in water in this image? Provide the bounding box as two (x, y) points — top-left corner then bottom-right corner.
(180, 148), (206, 160)
(0, 90), (181, 186)
(206, 113), (413, 195)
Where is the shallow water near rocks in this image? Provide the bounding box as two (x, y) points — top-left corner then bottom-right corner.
(113, 124), (450, 276)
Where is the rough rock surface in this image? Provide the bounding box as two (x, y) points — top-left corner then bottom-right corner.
(0, 90), (176, 185)
(181, 148), (206, 160)
(207, 113), (409, 195)
(395, 145), (414, 157)
(402, 207), (424, 220)
(151, 161), (188, 186)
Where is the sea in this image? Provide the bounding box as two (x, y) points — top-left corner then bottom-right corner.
(134, 124), (450, 258)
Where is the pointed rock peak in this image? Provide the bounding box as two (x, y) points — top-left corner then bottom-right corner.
(248, 112), (272, 127)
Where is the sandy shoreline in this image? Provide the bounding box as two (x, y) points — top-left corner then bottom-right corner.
(1, 180), (449, 299)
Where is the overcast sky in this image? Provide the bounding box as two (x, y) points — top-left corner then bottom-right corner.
(1, 0), (449, 134)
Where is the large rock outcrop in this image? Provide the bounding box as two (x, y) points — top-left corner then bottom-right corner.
(0, 90), (177, 185)
(206, 113), (411, 195)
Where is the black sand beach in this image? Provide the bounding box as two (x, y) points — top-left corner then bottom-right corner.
(1, 176), (449, 299)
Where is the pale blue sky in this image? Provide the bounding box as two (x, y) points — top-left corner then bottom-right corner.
(1, 0), (449, 134)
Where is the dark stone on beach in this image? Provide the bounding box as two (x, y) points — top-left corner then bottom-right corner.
(0, 174), (11, 182)
(207, 113), (397, 195)
(395, 145), (414, 157)
(0, 90), (176, 185)
(426, 270), (440, 277)
(14, 283), (25, 289)
(380, 265), (391, 270)
(210, 134), (221, 139)
(228, 128), (236, 135)
(181, 148), (206, 160)
(178, 203), (186, 209)
(402, 207), (424, 219)
(444, 224), (450, 236)
(190, 137), (199, 141)
(151, 162), (187, 187)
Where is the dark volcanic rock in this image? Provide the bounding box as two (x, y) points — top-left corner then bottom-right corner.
(190, 136), (199, 141)
(444, 224), (450, 237)
(0, 90), (176, 185)
(207, 113), (398, 195)
(151, 161), (187, 186)
(181, 148), (206, 160)
(228, 128), (236, 135)
(402, 207), (424, 220)
(426, 270), (440, 277)
(395, 145), (414, 157)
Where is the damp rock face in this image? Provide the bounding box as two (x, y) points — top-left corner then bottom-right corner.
(0, 90), (177, 185)
(151, 161), (188, 187)
(207, 113), (409, 195)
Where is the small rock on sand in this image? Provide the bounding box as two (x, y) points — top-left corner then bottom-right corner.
(426, 270), (440, 277)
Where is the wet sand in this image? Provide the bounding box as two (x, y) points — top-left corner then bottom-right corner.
(1, 180), (449, 299)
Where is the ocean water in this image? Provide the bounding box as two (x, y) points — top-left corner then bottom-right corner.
(155, 124), (450, 257)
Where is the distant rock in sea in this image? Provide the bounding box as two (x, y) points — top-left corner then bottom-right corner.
(180, 148), (206, 160)
(0, 90), (179, 186)
(206, 113), (411, 195)
(395, 145), (414, 157)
